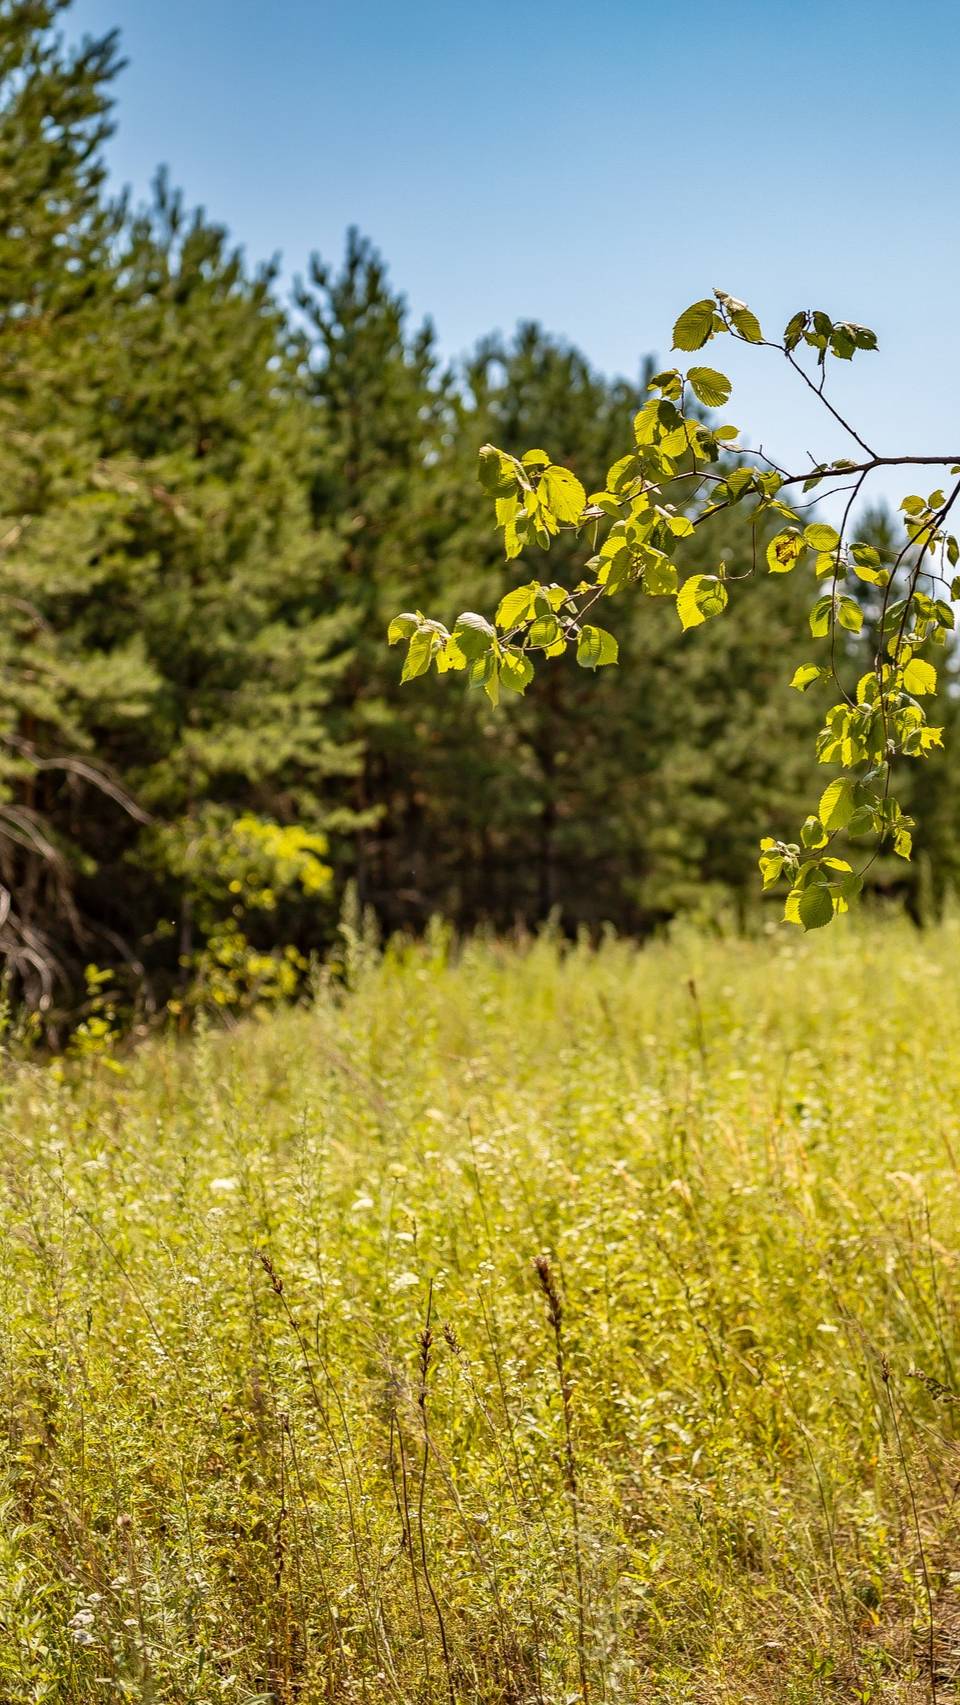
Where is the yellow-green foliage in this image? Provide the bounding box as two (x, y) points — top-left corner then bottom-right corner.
(3, 917), (960, 1702)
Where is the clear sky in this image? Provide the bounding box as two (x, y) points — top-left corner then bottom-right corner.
(66, 0), (960, 517)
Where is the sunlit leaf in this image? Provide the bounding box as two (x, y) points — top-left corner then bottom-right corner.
(540, 465), (586, 525)
(686, 366), (732, 408)
(819, 777), (855, 831)
(576, 625), (619, 669)
(672, 300), (717, 351)
(677, 574), (728, 630)
(453, 612), (497, 661)
(767, 529), (805, 574)
(401, 630), (434, 682)
(499, 651), (534, 694)
(495, 583), (538, 630)
(903, 657), (937, 696)
(798, 884), (833, 929)
(803, 523), (840, 553)
(388, 612), (420, 645)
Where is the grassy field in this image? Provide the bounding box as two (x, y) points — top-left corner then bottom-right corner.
(3, 916), (960, 1703)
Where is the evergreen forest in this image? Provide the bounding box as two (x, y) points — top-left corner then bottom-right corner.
(2, 1), (958, 1039)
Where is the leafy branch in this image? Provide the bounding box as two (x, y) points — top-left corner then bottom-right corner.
(390, 291), (960, 929)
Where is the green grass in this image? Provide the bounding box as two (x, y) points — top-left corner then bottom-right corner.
(3, 915), (960, 1703)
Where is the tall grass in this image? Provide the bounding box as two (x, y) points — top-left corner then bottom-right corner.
(3, 915), (960, 1702)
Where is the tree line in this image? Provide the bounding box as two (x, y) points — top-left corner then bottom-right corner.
(2, 0), (958, 1034)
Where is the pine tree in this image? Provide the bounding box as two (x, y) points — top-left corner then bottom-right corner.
(295, 231), (463, 910)
(0, 0), (144, 1014)
(74, 178), (359, 1004)
(0, 8), (359, 1022)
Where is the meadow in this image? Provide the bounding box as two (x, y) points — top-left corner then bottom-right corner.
(3, 914), (960, 1704)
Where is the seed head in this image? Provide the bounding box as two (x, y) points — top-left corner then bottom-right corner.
(534, 1254), (563, 1329)
(258, 1250), (283, 1295)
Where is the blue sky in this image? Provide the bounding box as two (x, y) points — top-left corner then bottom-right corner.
(67, 0), (960, 516)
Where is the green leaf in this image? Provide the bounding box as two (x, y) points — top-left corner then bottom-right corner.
(803, 522), (840, 553)
(836, 596), (864, 633)
(607, 452), (641, 494)
(499, 651), (534, 694)
(686, 366), (732, 408)
(819, 777), (855, 831)
(435, 635), (467, 673)
(540, 465), (586, 525)
(902, 657), (937, 696)
(823, 858), (861, 909)
(468, 653), (500, 704)
(663, 512), (695, 537)
(576, 625), (619, 669)
(809, 596), (833, 637)
(729, 303), (763, 342)
(847, 807), (875, 837)
(677, 574), (728, 631)
(759, 849), (785, 890)
(586, 491), (622, 517)
(388, 612), (420, 645)
(850, 554), (889, 586)
(659, 421), (699, 460)
(790, 664), (825, 692)
(783, 889), (802, 925)
(767, 529), (805, 573)
(784, 310), (808, 351)
(495, 583), (538, 630)
(813, 551), (839, 579)
(642, 554), (678, 596)
(597, 543), (634, 595)
(453, 612), (496, 661)
(632, 400), (661, 446)
(798, 884), (834, 930)
(801, 815), (828, 850)
(401, 630), (434, 683)
(478, 444), (517, 497)
(501, 508), (528, 559)
(672, 300), (717, 352)
(529, 613), (561, 648)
